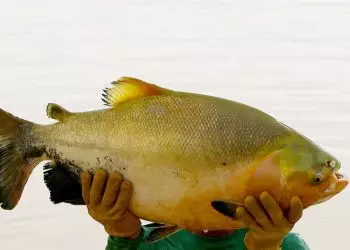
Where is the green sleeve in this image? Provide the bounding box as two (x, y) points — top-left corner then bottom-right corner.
(105, 226), (188, 250)
(105, 227), (150, 250)
(281, 232), (311, 250)
(105, 227), (310, 250)
(225, 228), (310, 250)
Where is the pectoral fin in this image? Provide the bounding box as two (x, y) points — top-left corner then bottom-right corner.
(144, 223), (181, 244)
(211, 200), (242, 219)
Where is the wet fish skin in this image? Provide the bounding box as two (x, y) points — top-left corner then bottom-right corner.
(0, 77), (347, 234)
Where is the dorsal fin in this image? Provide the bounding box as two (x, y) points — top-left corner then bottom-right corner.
(46, 103), (73, 122)
(101, 77), (172, 108)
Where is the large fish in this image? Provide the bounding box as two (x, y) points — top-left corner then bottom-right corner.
(0, 77), (348, 242)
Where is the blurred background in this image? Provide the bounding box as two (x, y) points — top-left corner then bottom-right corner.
(0, 1), (349, 249)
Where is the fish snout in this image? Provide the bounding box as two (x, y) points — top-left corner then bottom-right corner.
(335, 170), (349, 190)
(325, 170), (349, 195)
(335, 171), (347, 181)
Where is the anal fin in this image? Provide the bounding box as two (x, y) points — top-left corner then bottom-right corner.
(43, 162), (84, 205)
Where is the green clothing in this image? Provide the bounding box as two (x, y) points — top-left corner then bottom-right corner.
(106, 227), (310, 250)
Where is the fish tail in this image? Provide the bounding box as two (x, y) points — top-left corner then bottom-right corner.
(0, 108), (42, 210)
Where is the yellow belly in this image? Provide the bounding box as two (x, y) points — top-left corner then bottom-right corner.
(128, 156), (286, 232)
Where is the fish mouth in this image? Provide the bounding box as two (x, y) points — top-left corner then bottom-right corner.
(316, 171), (349, 205)
(334, 170), (348, 186)
(335, 171), (345, 180)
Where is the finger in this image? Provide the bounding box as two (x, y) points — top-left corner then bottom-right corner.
(109, 180), (133, 217)
(288, 196), (303, 224)
(259, 192), (290, 227)
(244, 196), (273, 230)
(236, 207), (261, 231)
(101, 172), (123, 207)
(81, 171), (92, 205)
(90, 169), (108, 207)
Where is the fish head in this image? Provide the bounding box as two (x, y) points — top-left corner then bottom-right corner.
(280, 138), (348, 208)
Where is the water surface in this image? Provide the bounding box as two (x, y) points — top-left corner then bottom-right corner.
(0, 1), (349, 249)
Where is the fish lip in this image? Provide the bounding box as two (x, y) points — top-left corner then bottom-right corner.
(312, 171), (348, 206)
(322, 171), (349, 196)
(335, 171), (347, 180)
(334, 171), (349, 188)
(316, 184), (347, 205)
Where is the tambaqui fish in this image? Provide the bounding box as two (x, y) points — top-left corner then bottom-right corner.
(0, 77), (348, 242)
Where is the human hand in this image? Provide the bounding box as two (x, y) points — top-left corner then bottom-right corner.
(237, 192), (303, 250)
(81, 169), (141, 239)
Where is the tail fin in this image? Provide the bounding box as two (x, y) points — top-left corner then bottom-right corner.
(0, 109), (38, 210)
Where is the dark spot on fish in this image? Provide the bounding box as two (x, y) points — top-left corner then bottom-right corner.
(171, 168), (182, 178)
(97, 157), (100, 164)
(24, 146), (45, 158)
(43, 147), (83, 177)
(58, 158), (82, 177)
(47, 148), (65, 164)
(221, 162), (227, 166)
(104, 156), (112, 168)
(191, 179), (199, 188)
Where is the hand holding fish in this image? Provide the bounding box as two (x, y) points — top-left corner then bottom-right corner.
(238, 192), (303, 250)
(81, 170), (141, 239)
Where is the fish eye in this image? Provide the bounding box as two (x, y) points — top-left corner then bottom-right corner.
(313, 173), (323, 185)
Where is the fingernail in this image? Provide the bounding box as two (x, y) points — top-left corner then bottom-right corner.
(291, 196), (302, 204)
(246, 196), (255, 202)
(260, 192), (267, 199)
(122, 181), (131, 188)
(112, 172), (122, 179)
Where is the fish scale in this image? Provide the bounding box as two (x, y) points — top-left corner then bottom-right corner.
(0, 76), (347, 243)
